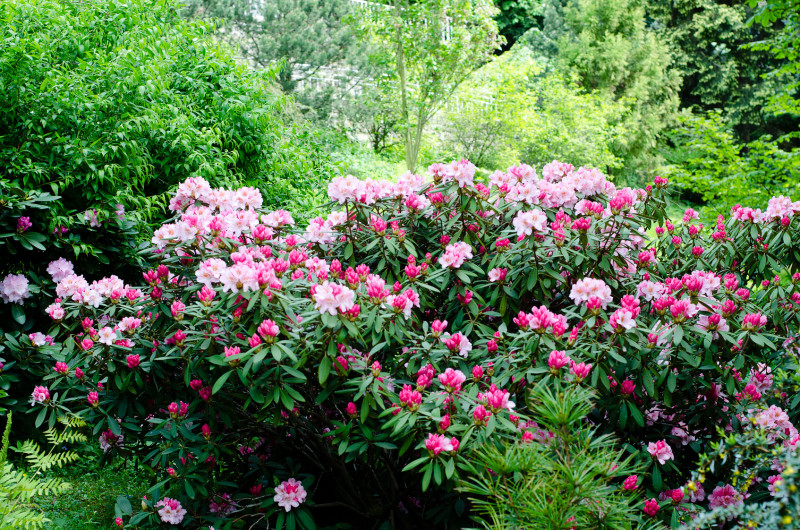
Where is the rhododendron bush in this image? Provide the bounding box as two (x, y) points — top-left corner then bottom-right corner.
(15, 159), (800, 527)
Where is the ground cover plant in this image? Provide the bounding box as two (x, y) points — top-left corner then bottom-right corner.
(1, 157), (798, 528)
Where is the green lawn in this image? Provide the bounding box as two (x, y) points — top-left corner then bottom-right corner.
(37, 452), (152, 529)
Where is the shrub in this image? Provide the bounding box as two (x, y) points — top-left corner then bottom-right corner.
(460, 382), (651, 529)
(0, 0), (336, 414)
(20, 159), (800, 527)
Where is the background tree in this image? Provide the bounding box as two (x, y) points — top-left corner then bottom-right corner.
(518, 0), (680, 181)
(181, 0), (372, 119)
(355, 0), (503, 171)
(437, 47), (626, 171)
(644, 0), (796, 143)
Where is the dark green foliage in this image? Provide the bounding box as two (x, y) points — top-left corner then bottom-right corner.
(645, 0), (797, 143)
(181, 0), (372, 119)
(518, 0), (681, 180)
(461, 383), (655, 529)
(661, 111), (800, 220)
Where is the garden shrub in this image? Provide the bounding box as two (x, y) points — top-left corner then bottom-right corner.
(0, 0), (338, 414)
(460, 382), (652, 529)
(16, 159), (800, 528)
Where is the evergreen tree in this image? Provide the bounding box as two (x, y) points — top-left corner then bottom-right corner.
(645, 0), (795, 142)
(181, 0), (370, 118)
(519, 0), (680, 179)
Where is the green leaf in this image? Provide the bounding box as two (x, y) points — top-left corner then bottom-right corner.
(212, 371), (233, 395)
(318, 356), (332, 385)
(116, 496), (133, 516)
(10, 305), (25, 325)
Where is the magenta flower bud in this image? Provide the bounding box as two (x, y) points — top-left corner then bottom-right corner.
(346, 401), (358, 418)
(622, 475), (638, 490)
(126, 354), (140, 369)
(54, 362), (69, 375)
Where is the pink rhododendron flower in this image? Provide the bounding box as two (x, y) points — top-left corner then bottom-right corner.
(438, 368), (466, 393)
(438, 241), (473, 269)
(569, 277), (612, 309)
(425, 433), (455, 456)
(311, 281), (355, 315)
(512, 208), (547, 238)
(643, 498), (659, 517)
(47, 258), (75, 282)
(273, 478), (307, 512)
(647, 440), (674, 465)
(708, 484), (743, 509)
(156, 497), (186, 525)
(31, 386), (50, 405)
(0, 273), (30, 304)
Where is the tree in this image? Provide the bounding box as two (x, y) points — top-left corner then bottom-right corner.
(438, 47), (626, 171)
(355, 0), (503, 171)
(747, 0), (800, 131)
(517, 0), (680, 180)
(180, 0), (371, 119)
(645, 0), (796, 143)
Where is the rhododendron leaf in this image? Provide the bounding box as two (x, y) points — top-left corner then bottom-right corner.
(344, 242), (353, 260)
(276, 511), (285, 530)
(360, 397), (370, 424)
(667, 372), (677, 393)
(281, 366), (306, 382)
(628, 403), (644, 427)
(34, 407), (46, 428)
(318, 356), (331, 385)
(10, 305), (24, 325)
(421, 463), (433, 492)
(642, 369), (656, 398)
(673, 326), (684, 346)
(279, 390), (293, 410)
(618, 401), (628, 428)
(212, 371), (233, 395)
(296, 510), (315, 530)
(374, 441), (396, 450)
(433, 460), (442, 485)
(107, 416), (121, 436)
(652, 465), (662, 491)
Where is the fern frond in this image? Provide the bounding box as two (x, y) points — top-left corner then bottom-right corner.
(56, 415), (87, 429)
(0, 412), (11, 467)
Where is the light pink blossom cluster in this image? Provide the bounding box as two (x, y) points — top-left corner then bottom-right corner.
(156, 497), (186, 524)
(273, 478), (307, 512)
(438, 241), (473, 269)
(569, 277), (613, 309)
(0, 273), (30, 304)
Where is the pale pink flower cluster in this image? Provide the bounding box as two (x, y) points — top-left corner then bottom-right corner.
(569, 277), (613, 309)
(0, 273), (30, 304)
(751, 405), (798, 441)
(311, 281), (355, 316)
(328, 175), (398, 205)
(273, 478), (307, 512)
(541, 160), (574, 182)
(512, 208), (547, 238)
(438, 241), (473, 269)
(442, 159), (476, 188)
(156, 497), (187, 524)
(169, 176), (263, 213)
(764, 195), (800, 220)
(647, 440), (674, 465)
(46, 258), (75, 282)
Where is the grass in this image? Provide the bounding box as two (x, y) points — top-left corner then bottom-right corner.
(36, 449), (152, 529)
